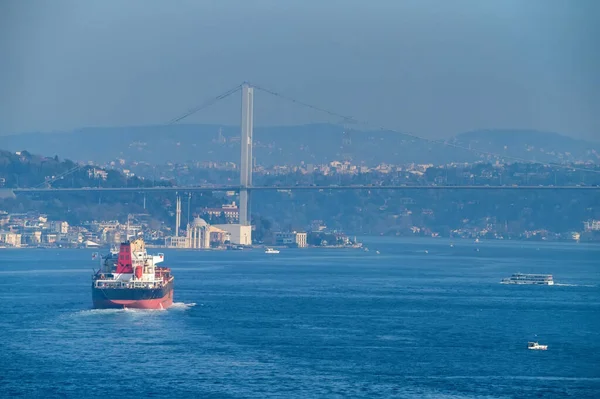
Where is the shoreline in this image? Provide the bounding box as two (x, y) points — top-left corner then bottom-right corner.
(2, 236), (598, 250)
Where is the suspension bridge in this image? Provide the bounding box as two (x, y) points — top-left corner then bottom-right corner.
(7, 82), (600, 220)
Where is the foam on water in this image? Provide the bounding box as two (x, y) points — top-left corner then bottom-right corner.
(75, 308), (165, 316)
(72, 303), (196, 317)
(76, 308), (127, 316)
(169, 302), (197, 310)
(554, 283), (597, 287)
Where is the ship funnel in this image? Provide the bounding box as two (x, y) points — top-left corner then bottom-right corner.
(116, 243), (133, 274)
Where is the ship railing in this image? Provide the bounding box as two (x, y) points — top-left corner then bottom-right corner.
(94, 280), (166, 289)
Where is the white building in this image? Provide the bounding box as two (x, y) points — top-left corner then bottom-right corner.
(296, 232), (307, 248)
(51, 221), (69, 234)
(584, 220), (600, 232)
(165, 217), (229, 249)
(165, 236), (188, 248)
(203, 202), (240, 222)
(213, 224), (252, 246)
(0, 231), (22, 247)
(274, 231), (307, 248)
(56, 231), (82, 244)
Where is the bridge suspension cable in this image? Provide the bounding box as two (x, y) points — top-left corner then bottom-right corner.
(251, 83), (600, 175)
(35, 164), (86, 188)
(36, 85), (243, 188)
(167, 84), (242, 125)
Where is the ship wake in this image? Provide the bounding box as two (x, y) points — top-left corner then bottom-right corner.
(170, 302), (197, 310)
(76, 303), (195, 316)
(554, 283), (597, 287)
(77, 308), (165, 316)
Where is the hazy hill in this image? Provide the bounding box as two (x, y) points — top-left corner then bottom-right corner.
(2, 124), (597, 166)
(0, 149), (168, 189)
(451, 130), (598, 163)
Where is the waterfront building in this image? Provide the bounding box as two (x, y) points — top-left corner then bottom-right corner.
(202, 202), (240, 223)
(274, 231), (308, 248)
(0, 231), (22, 247)
(213, 224), (251, 246)
(584, 220), (600, 232)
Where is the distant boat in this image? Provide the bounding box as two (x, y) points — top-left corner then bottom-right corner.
(265, 248), (280, 254)
(375, 250), (380, 255)
(501, 273), (554, 285)
(528, 341), (548, 350)
(475, 238), (480, 243)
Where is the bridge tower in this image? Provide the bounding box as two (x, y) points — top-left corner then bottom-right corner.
(240, 82), (254, 229)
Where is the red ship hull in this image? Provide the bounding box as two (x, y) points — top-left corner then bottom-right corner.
(93, 295), (173, 310)
(92, 280), (174, 310)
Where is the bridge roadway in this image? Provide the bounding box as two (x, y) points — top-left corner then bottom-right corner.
(7, 184), (600, 194)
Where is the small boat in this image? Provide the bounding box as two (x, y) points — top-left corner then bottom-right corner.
(502, 273), (554, 285)
(528, 342), (548, 350)
(265, 247), (280, 254)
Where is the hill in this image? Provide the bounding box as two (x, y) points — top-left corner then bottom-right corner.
(451, 130), (598, 163)
(2, 124), (598, 166)
(0, 149), (221, 226)
(0, 149), (167, 189)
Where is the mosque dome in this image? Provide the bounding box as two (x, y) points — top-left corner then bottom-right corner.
(191, 217), (208, 228)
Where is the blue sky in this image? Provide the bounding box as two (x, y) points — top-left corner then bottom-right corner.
(1, 0), (598, 140)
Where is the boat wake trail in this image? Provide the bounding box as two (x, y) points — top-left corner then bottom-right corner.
(170, 302), (197, 310)
(76, 308), (134, 316)
(74, 303), (196, 316)
(554, 283), (597, 287)
(76, 307), (169, 316)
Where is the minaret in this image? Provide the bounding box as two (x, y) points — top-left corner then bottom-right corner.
(175, 195), (181, 237)
(187, 192), (191, 226)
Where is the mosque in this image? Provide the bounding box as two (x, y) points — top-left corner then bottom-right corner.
(165, 216), (228, 249)
(164, 196), (250, 249)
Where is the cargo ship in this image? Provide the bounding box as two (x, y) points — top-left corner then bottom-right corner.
(91, 239), (174, 309)
(501, 273), (554, 285)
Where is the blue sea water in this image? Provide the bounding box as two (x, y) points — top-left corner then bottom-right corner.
(0, 238), (599, 398)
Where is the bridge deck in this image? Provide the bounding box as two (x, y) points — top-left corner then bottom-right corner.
(8, 185), (599, 194)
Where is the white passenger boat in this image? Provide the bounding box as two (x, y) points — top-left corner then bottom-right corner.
(501, 273), (554, 285)
(265, 248), (280, 254)
(528, 342), (548, 350)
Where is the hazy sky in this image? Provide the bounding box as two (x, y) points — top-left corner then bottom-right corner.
(1, 0), (599, 140)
